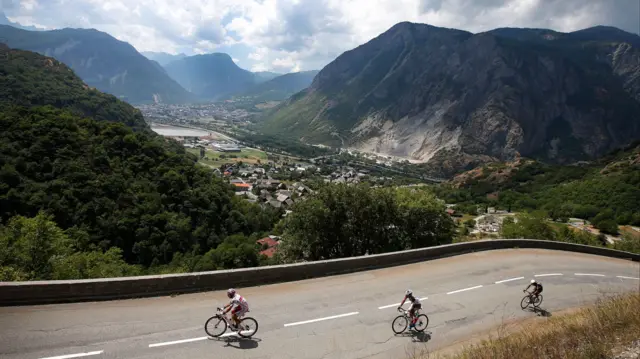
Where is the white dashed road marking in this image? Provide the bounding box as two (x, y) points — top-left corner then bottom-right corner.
(149, 331), (253, 348)
(284, 312), (359, 327)
(495, 276), (525, 284)
(149, 337), (208, 348)
(617, 276), (640, 280)
(447, 285), (483, 295)
(534, 273), (563, 277)
(40, 351), (104, 359)
(575, 273), (606, 277)
(378, 297), (428, 310)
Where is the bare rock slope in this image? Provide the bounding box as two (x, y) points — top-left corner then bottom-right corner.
(261, 23), (640, 176)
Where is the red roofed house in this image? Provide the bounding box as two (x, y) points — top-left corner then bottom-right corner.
(233, 183), (251, 192)
(257, 237), (279, 258)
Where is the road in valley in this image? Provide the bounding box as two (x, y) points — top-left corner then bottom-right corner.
(1, 249), (638, 359)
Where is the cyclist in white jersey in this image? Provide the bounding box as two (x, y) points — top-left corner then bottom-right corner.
(222, 288), (249, 331)
(398, 289), (422, 330)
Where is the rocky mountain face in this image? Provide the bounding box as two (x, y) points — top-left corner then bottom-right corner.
(0, 25), (194, 104)
(236, 70), (319, 102)
(164, 53), (256, 100)
(261, 22), (640, 176)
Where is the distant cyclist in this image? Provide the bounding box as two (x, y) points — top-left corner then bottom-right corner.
(222, 288), (250, 331)
(398, 289), (421, 330)
(524, 279), (543, 300)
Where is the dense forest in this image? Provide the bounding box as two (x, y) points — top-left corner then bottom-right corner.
(0, 45), (282, 280)
(436, 144), (640, 234)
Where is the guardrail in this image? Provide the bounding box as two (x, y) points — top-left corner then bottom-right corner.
(1, 239), (637, 306)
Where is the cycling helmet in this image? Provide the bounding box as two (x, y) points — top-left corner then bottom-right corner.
(531, 279), (537, 284)
(405, 289), (413, 296)
(227, 288), (236, 298)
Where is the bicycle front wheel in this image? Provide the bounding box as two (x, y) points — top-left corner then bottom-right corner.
(392, 315), (408, 334)
(238, 317), (259, 338)
(414, 314), (429, 332)
(205, 316), (227, 337)
(520, 295), (531, 310)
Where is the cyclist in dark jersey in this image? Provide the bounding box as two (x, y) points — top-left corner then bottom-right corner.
(524, 279), (543, 299)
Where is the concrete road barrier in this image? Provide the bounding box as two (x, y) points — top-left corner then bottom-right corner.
(1, 239), (637, 306)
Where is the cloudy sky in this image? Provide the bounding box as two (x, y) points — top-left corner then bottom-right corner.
(1, 0), (638, 73)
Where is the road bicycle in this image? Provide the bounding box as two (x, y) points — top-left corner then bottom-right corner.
(392, 307), (429, 334)
(204, 307), (259, 338)
(520, 290), (543, 310)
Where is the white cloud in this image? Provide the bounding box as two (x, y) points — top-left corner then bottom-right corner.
(2, 0), (638, 72)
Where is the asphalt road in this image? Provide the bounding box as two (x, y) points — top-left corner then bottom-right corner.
(1, 249), (638, 359)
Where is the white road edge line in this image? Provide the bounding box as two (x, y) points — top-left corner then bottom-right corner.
(377, 297), (428, 310)
(447, 285), (483, 295)
(495, 276), (525, 284)
(535, 273), (563, 277)
(39, 351), (104, 359)
(575, 273), (606, 277)
(617, 276), (640, 280)
(284, 312), (359, 327)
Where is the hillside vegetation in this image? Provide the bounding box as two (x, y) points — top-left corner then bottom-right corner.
(0, 44), (147, 130)
(0, 45), (280, 280)
(438, 143), (640, 231)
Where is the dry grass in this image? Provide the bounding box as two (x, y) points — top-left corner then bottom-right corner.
(426, 292), (640, 359)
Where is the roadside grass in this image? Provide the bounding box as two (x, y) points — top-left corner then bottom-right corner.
(423, 292), (640, 359)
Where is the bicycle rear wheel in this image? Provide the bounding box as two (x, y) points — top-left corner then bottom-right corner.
(205, 316), (227, 337)
(520, 295), (531, 310)
(533, 294), (543, 307)
(237, 317), (259, 338)
(392, 315), (408, 334)
(414, 314), (429, 332)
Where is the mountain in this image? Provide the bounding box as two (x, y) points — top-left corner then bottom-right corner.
(235, 70), (319, 102)
(0, 11), (44, 31)
(0, 43), (147, 130)
(0, 25), (195, 104)
(254, 71), (282, 83)
(261, 22), (640, 176)
(141, 51), (187, 66)
(164, 53), (256, 100)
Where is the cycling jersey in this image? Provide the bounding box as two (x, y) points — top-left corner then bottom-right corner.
(230, 293), (249, 309)
(405, 295), (421, 305)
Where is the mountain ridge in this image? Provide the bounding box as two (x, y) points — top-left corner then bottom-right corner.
(164, 52), (256, 100)
(0, 25), (195, 104)
(261, 22), (640, 176)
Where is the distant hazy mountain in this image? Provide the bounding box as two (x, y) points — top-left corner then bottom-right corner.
(261, 22), (640, 176)
(164, 53), (256, 100)
(236, 70), (319, 102)
(253, 71), (282, 83)
(0, 12), (44, 31)
(142, 51), (187, 66)
(0, 25), (194, 104)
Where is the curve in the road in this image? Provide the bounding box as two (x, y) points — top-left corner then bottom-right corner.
(1, 249), (638, 359)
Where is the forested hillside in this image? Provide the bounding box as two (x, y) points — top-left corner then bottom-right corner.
(0, 45), (280, 280)
(438, 142), (640, 229)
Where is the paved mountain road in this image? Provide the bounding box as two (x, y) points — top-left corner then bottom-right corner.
(1, 249), (638, 359)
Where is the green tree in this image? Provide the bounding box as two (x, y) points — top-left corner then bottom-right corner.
(500, 211), (556, 240)
(0, 211), (71, 280)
